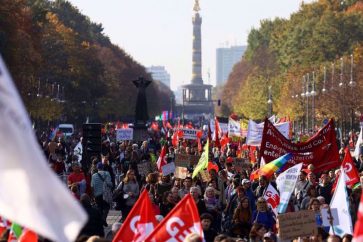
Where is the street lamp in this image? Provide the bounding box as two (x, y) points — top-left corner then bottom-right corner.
(310, 71), (317, 130)
(322, 66), (327, 94)
(349, 54), (356, 87)
(339, 57), (344, 87)
(267, 86), (272, 116)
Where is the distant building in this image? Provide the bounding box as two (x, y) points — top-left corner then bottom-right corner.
(216, 45), (246, 86)
(147, 66), (171, 88)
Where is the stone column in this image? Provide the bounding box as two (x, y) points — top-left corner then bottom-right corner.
(191, 12), (203, 85)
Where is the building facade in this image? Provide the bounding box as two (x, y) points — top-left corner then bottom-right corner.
(147, 66), (171, 88)
(216, 45), (246, 86)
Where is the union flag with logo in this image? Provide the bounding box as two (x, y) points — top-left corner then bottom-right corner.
(263, 183), (280, 216)
(144, 194), (203, 242)
(113, 190), (157, 242)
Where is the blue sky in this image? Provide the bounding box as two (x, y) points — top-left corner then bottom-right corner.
(69, 0), (314, 90)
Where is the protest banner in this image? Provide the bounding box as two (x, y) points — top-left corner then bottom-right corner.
(175, 166), (188, 179)
(161, 162), (176, 176)
(137, 162), (151, 176)
(116, 128), (133, 141)
(246, 120), (290, 146)
(180, 128), (198, 140)
(210, 118), (228, 134)
(233, 158), (251, 173)
(276, 163), (302, 213)
(260, 118), (340, 173)
(278, 210), (317, 240)
(228, 118), (241, 137)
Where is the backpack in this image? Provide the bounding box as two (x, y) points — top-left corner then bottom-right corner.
(97, 172), (113, 205)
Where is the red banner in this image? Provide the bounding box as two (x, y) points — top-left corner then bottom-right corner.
(260, 119), (340, 173)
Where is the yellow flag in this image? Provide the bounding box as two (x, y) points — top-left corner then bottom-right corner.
(192, 140), (209, 178)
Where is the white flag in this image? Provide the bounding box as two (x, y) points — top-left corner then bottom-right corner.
(354, 128), (363, 161)
(0, 56), (87, 241)
(246, 119), (290, 146)
(329, 168), (353, 237)
(264, 183), (280, 216)
(276, 163), (302, 214)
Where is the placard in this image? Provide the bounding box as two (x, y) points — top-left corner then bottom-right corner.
(175, 154), (200, 167)
(181, 128), (198, 140)
(137, 162), (151, 176)
(199, 169), (211, 182)
(161, 162), (176, 176)
(233, 158), (251, 173)
(116, 128), (133, 141)
(175, 166), (188, 179)
(278, 210), (317, 240)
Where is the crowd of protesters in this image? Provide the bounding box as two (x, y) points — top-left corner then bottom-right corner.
(33, 122), (363, 242)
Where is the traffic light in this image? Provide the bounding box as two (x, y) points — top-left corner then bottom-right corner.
(82, 123), (102, 163)
(218, 99), (221, 106)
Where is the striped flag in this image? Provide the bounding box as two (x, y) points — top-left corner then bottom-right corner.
(250, 153), (292, 180)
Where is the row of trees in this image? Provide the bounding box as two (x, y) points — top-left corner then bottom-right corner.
(0, 0), (174, 127)
(220, 0), (363, 133)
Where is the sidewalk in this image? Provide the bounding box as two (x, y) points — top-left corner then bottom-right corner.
(104, 209), (122, 238)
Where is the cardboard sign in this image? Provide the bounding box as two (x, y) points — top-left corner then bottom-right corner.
(116, 128), (133, 141)
(278, 210), (317, 240)
(181, 128), (198, 140)
(161, 162), (176, 176)
(233, 158), (251, 173)
(199, 169), (211, 182)
(174, 166), (188, 179)
(137, 162), (151, 176)
(175, 154), (200, 167)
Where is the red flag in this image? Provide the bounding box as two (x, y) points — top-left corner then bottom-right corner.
(157, 146), (167, 172)
(342, 148), (360, 188)
(214, 117), (221, 147)
(144, 194), (203, 242)
(208, 162), (219, 172)
(19, 229), (38, 242)
(220, 134), (229, 151)
(113, 190), (157, 242)
(151, 122), (159, 131)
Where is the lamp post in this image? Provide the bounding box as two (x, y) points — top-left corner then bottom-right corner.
(267, 86), (272, 117)
(301, 75), (306, 131)
(348, 54), (356, 132)
(310, 71), (317, 131)
(305, 74), (311, 132)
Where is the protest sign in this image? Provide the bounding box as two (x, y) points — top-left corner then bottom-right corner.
(116, 128), (133, 141)
(278, 210), (317, 240)
(246, 120), (290, 146)
(175, 167), (188, 179)
(199, 170), (211, 182)
(161, 162), (176, 176)
(175, 154), (190, 167)
(181, 128), (198, 140)
(276, 163), (302, 213)
(233, 158), (251, 173)
(260, 118), (340, 173)
(175, 154), (200, 167)
(228, 118), (241, 137)
(210, 119), (228, 134)
(137, 162), (151, 176)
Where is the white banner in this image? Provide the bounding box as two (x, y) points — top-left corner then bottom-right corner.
(0, 55), (87, 242)
(210, 120), (228, 134)
(329, 168), (353, 237)
(276, 163), (302, 214)
(228, 118), (241, 137)
(246, 120), (290, 146)
(181, 128), (198, 140)
(116, 128), (133, 141)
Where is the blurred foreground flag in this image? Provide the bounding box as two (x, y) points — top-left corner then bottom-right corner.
(0, 55), (87, 241)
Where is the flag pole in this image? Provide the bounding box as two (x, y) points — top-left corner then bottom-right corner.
(327, 206), (335, 236)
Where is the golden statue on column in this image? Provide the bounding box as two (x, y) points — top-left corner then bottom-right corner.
(193, 0), (200, 12)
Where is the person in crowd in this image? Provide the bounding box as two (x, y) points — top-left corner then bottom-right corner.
(300, 186), (318, 210)
(252, 198), (275, 231)
(254, 176), (268, 198)
(294, 170), (310, 205)
(179, 176), (193, 198)
(148, 192), (160, 215)
(190, 186), (207, 215)
(249, 223), (267, 242)
(117, 169), (139, 220)
(242, 179), (256, 212)
(102, 155), (115, 190)
(231, 197), (252, 238)
(91, 162), (112, 226)
(200, 213), (218, 242)
(317, 173), (333, 204)
(79, 194), (104, 238)
(171, 186), (181, 203)
(160, 191), (175, 217)
(68, 162), (86, 196)
(308, 198), (323, 228)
